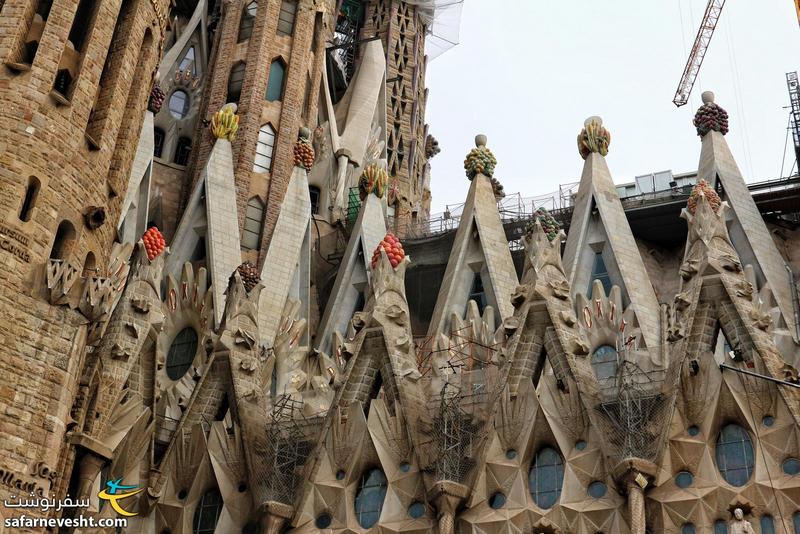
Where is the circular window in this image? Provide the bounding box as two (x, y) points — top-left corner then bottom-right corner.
(408, 501), (425, 519)
(168, 90), (190, 119)
(675, 471), (694, 488)
(315, 513), (332, 528)
(166, 327), (198, 380)
(587, 481), (607, 498)
(488, 492), (506, 509)
(687, 425), (700, 436)
(177, 489), (187, 500)
(576, 440), (588, 451)
(715, 424), (755, 486)
(399, 462), (411, 473)
(335, 469), (346, 480)
(529, 447), (564, 509)
(506, 449), (518, 460)
(763, 415), (775, 427)
(783, 458), (800, 475)
(237, 482), (247, 493)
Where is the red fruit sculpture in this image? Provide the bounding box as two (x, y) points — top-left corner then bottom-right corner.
(686, 179), (721, 215)
(371, 232), (405, 269)
(142, 227), (166, 260)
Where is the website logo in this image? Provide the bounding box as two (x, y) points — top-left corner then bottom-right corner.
(97, 479), (143, 517)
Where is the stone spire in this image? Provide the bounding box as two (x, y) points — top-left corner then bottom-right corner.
(694, 91), (798, 341)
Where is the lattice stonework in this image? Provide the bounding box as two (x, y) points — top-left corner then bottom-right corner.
(362, 0), (429, 222)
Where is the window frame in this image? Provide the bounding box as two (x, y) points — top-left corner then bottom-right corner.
(528, 446), (564, 509)
(277, 0), (297, 36)
(715, 423), (755, 487)
(253, 124), (276, 173)
(168, 89), (190, 119)
(265, 58), (286, 102)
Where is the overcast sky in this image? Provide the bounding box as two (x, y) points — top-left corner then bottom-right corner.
(425, 1), (800, 213)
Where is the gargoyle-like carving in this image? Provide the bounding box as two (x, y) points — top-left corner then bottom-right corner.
(234, 328), (256, 349)
(720, 253), (743, 273)
(111, 343), (131, 360)
(549, 279), (571, 300)
(131, 297), (150, 313)
(679, 259), (699, 280)
(240, 358), (258, 373)
(511, 285), (527, 307)
(560, 310), (577, 327)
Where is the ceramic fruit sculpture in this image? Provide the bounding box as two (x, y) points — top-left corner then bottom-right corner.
(211, 104), (239, 141)
(578, 116), (611, 159)
(687, 179), (721, 215)
(359, 164), (388, 200)
(148, 83), (165, 114)
(464, 134), (497, 179)
(371, 232), (405, 269)
(693, 91), (729, 136)
(293, 127), (315, 171)
(525, 207), (561, 241)
(236, 261), (260, 292)
(142, 227), (166, 260)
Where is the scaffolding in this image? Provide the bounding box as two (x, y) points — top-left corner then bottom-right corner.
(253, 395), (319, 505)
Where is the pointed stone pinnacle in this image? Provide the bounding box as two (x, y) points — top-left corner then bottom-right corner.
(475, 134), (487, 147)
(701, 91), (715, 104)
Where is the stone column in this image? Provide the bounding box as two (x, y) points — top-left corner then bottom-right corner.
(428, 480), (470, 534)
(258, 501), (294, 534)
(75, 452), (107, 501)
(627, 477), (646, 534)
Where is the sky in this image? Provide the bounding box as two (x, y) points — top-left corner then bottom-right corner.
(424, 1), (800, 213)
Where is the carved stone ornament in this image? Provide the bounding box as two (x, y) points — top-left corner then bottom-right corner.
(577, 116), (611, 159)
(83, 206), (106, 230)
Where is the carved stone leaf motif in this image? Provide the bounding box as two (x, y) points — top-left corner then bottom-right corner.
(735, 280), (754, 298)
(240, 357), (258, 373)
(396, 334), (410, 350)
(234, 328), (256, 348)
(384, 304), (407, 325)
(131, 297), (150, 313)
(571, 338), (590, 356)
(720, 253), (743, 272)
(111, 343), (131, 360)
(560, 310), (577, 327)
(680, 259), (699, 280)
(124, 322), (138, 338)
(748, 308), (773, 331)
(548, 279), (570, 300)
(243, 387), (261, 402)
(511, 285), (528, 307)
(503, 316), (520, 335)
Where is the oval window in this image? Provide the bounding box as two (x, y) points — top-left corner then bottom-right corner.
(354, 468), (387, 528)
(166, 327), (198, 380)
(488, 492), (506, 509)
(168, 90), (190, 119)
(675, 471), (694, 488)
(529, 447), (564, 509)
(408, 501), (425, 519)
(783, 458), (800, 475)
(591, 345), (618, 382)
(715, 424), (754, 486)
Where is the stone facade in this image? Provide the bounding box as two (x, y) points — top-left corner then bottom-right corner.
(1, 4), (800, 534)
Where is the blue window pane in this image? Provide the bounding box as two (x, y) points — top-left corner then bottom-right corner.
(763, 415), (775, 427)
(354, 468), (387, 528)
(784, 458), (800, 475)
(675, 471), (694, 488)
(760, 515), (775, 534)
(681, 524), (696, 534)
(589, 252), (612, 295)
(715, 424), (754, 486)
(587, 481), (607, 498)
(687, 425), (700, 436)
(315, 514), (332, 528)
(793, 512), (800, 534)
(193, 489), (223, 534)
(488, 492), (506, 509)
(408, 502), (425, 519)
(591, 345), (618, 382)
(575, 440), (587, 451)
(529, 447), (564, 509)
(714, 520), (728, 534)
(469, 272), (487, 314)
(266, 60), (286, 102)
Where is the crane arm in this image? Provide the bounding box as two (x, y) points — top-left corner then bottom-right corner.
(673, 0), (726, 107)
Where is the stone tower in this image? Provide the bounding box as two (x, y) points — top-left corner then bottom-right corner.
(361, 0), (432, 226)
(185, 0), (332, 265)
(0, 0), (169, 513)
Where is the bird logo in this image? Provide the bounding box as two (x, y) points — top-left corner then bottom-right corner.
(97, 479), (143, 517)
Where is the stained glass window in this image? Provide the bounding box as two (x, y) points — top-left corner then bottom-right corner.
(529, 447), (564, 509)
(354, 468), (387, 528)
(760, 515), (775, 534)
(715, 424), (754, 486)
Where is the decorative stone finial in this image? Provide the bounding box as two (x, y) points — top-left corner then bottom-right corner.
(371, 232), (405, 269)
(293, 127), (315, 171)
(577, 116), (611, 159)
(425, 134), (441, 159)
(210, 104), (239, 141)
(524, 207), (561, 242)
(359, 164), (388, 200)
(694, 92), (729, 136)
(234, 261), (260, 293)
(464, 134), (497, 179)
(148, 83), (165, 114)
(141, 227), (166, 261)
(686, 179), (721, 214)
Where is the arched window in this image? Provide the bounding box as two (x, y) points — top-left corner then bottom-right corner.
(715, 424), (754, 486)
(82, 251), (96, 277)
(67, 0), (98, 52)
(589, 251), (612, 295)
(714, 520), (728, 534)
(468, 272), (487, 314)
(242, 197), (264, 250)
(681, 524), (696, 534)
(529, 447), (564, 509)
(166, 327), (198, 380)
(179, 46), (196, 74)
(153, 128), (165, 158)
(168, 90), (190, 119)
(265, 59), (286, 102)
(354, 468), (387, 528)
(19, 176), (40, 222)
(760, 515), (775, 534)
(50, 220), (76, 260)
(253, 124), (276, 173)
(228, 62), (246, 104)
(238, 2), (257, 42)
(277, 0), (297, 36)
(174, 137), (192, 166)
(192, 488), (223, 534)
(591, 345), (618, 382)
(309, 186), (321, 214)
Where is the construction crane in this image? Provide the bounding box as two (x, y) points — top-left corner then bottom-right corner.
(673, 0), (726, 107)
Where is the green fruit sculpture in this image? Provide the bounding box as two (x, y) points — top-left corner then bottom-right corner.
(464, 135), (497, 180)
(687, 179), (721, 215)
(525, 207), (561, 242)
